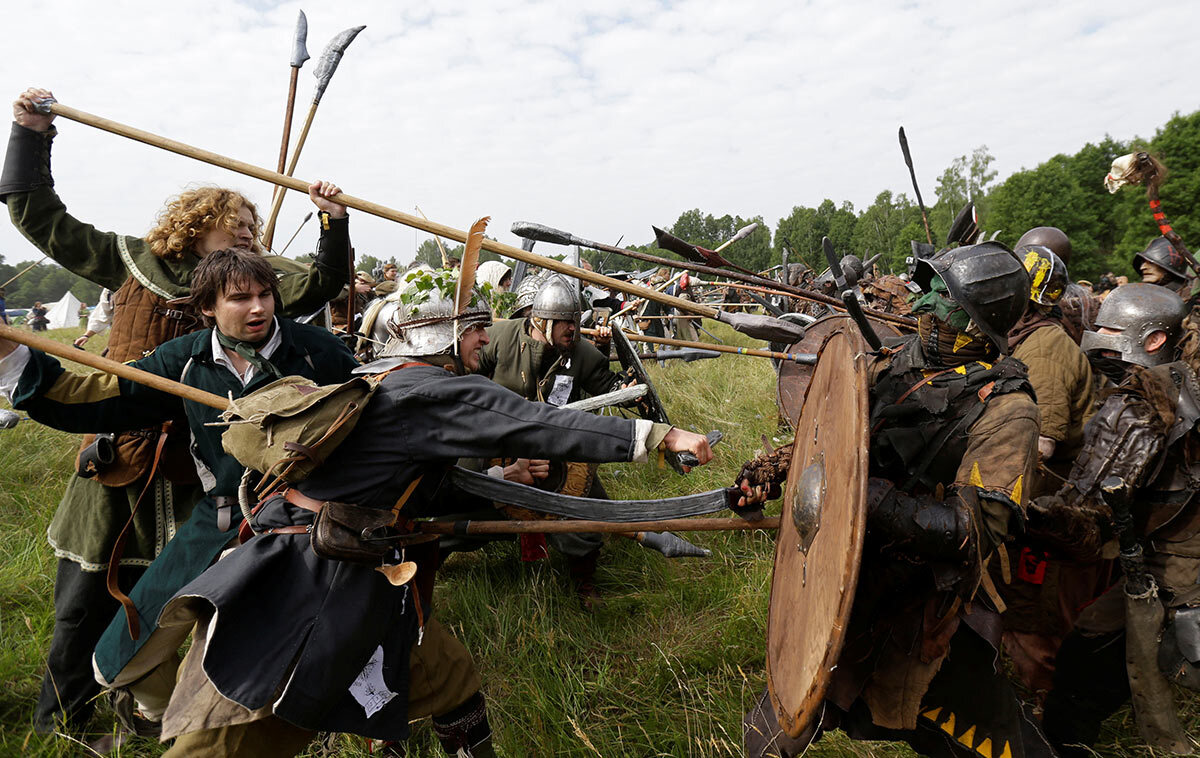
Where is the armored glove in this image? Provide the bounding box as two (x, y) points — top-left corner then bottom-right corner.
(732, 442), (794, 509)
(1025, 494), (1111, 562)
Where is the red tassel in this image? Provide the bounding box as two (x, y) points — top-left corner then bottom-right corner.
(520, 533), (550, 562)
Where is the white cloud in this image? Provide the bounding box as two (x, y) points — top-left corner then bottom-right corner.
(1, 0), (1198, 275)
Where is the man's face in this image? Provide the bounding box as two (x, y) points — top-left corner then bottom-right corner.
(197, 205), (255, 257)
(550, 319), (578, 351)
(203, 277), (275, 341)
(459, 324), (489, 371)
(1139, 260), (1170, 285)
(384, 268), (397, 281)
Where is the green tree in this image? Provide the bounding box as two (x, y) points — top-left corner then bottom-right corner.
(851, 191), (920, 274)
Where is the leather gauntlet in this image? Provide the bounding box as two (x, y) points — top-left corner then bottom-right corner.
(313, 212), (350, 273)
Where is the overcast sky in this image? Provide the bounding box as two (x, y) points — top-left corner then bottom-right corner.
(2, 0), (1197, 272)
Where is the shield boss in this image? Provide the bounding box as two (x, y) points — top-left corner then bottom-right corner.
(767, 316), (869, 738)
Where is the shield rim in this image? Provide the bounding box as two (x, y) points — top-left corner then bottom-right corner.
(766, 316), (869, 738)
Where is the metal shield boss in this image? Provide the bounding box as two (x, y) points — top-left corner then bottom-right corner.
(767, 316), (870, 738)
(610, 326), (686, 474)
(776, 314), (899, 428)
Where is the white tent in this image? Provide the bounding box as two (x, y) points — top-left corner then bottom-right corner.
(44, 291), (84, 330)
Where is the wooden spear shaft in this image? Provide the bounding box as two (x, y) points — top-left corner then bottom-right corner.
(696, 280), (794, 298)
(1, 256), (48, 288)
(414, 516), (780, 535)
(582, 327), (814, 363)
(0, 324), (229, 411)
(42, 102), (720, 322)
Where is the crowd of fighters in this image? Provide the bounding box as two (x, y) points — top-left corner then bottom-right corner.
(3, 84), (1200, 758)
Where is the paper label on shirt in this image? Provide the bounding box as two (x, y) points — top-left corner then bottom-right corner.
(349, 645), (396, 718)
(546, 374), (574, 406)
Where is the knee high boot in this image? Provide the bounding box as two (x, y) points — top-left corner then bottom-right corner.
(432, 691), (495, 758)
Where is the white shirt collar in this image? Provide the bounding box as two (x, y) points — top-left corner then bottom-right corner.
(210, 317), (283, 386)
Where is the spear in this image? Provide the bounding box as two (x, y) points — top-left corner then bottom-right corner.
(271, 10), (310, 206)
(512, 221), (915, 329)
(33, 99), (809, 342)
(262, 23), (366, 249)
(652, 223), (760, 276)
(898, 126), (933, 245)
(278, 211), (313, 256)
(411, 517), (779, 535)
(0, 255), (48, 289)
(582, 327), (815, 363)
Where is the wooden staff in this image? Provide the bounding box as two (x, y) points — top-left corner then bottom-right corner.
(696, 280), (795, 298)
(414, 516), (779, 535)
(612, 270), (686, 320)
(1, 256), (48, 288)
(36, 101), (746, 328)
(582, 327), (815, 363)
(0, 324), (228, 410)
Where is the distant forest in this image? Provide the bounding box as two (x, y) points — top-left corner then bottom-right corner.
(3, 108), (1197, 305)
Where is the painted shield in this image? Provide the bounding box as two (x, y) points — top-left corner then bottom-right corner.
(767, 316), (870, 738)
(776, 314), (900, 428)
(611, 327), (685, 474)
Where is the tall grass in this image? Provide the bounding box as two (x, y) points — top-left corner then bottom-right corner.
(0, 323), (1189, 756)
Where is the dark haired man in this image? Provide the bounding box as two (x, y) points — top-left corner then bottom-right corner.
(0, 247), (358, 736)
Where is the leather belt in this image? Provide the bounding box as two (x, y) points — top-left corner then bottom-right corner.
(258, 488), (323, 537)
(213, 496), (237, 532)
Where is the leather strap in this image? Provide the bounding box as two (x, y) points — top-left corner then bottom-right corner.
(261, 524), (311, 536)
(283, 487), (324, 513)
(106, 421), (172, 641)
(871, 367), (954, 434)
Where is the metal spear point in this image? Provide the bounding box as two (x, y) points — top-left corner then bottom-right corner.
(263, 23), (367, 248)
(898, 126), (933, 245)
(713, 222), (759, 253)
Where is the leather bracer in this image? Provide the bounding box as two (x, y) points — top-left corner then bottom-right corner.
(313, 212), (350, 272)
(0, 123), (55, 202)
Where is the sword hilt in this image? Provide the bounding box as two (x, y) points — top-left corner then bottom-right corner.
(677, 429), (723, 468)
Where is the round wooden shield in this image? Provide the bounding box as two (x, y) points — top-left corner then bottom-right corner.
(767, 316), (870, 739)
(776, 315), (900, 429)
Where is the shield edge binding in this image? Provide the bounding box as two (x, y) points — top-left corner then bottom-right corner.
(766, 316), (869, 738)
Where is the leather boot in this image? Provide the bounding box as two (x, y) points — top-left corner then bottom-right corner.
(568, 548), (602, 611)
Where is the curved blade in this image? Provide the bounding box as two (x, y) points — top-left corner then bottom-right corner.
(511, 221), (579, 247)
(312, 25), (366, 103)
(449, 466), (735, 520)
(291, 10), (310, 68)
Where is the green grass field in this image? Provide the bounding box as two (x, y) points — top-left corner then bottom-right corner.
(0, 323), (1189, 756)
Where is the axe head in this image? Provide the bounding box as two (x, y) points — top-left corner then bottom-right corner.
(291, 10), (310, 68)
(652, 226), (706, 264)
(715, 311), (805, 343)
(511, 221), (576, 247)
(312, 25), (366, 102)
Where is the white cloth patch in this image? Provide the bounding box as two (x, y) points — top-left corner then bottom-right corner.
(546, 374), (574, 406)
(349, 645), (397, 718)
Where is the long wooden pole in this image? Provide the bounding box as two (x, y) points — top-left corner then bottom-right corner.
(43, 102), (728, 324)
(0, 324), (228, 411)
(696, 280), (795, 298)
(1, 256), (48, 289)
(262, 102), (318, 249)
(582, 327), (814, 363)
(415, 516), (779, 535)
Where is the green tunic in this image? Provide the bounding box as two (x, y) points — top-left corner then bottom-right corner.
(477, 318), (621, 404)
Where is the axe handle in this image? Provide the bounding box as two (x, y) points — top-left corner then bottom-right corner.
(44, 101), (723, 322)
(0, 255), (48, 289)
(415, 516), (779, 535)
(262, 100), (318, 249)
(0, 324), (228, 411)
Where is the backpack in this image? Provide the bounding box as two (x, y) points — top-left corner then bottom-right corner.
(219, 374), (382, 494)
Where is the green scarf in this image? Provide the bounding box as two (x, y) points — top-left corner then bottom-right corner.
(215, 323), (283, 381)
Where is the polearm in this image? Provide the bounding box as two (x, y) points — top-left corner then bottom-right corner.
(611, 270), (686, 320)
(262, 24), (366, 249)
(898, 127), (933, 245)
(413, 516), (779, 535)
(582, 327), (816, 364)
(0, 255), (48, 288)
(0, 324), (228, 411)
(32, 99), (803, 344)
(652, 223), (761, 277)
(272, 11), (310, 205)
(513, 221), (915, 329)
(694, 280), (795, 299)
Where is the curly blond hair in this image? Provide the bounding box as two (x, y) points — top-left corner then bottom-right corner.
(145, 187), (262, 260)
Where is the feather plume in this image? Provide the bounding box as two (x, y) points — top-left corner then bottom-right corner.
(455, 216), (490, 315)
